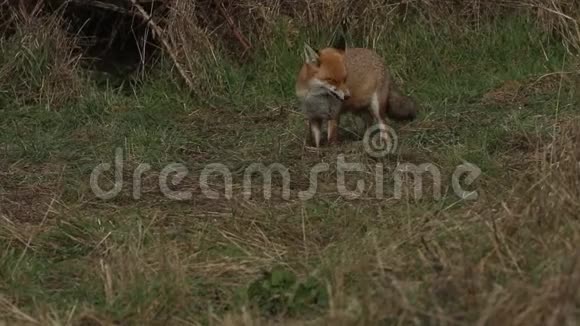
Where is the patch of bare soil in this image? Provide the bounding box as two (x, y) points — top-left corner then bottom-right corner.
(499, 131), (545, 171)
(482, 73), (572, 106)
(0, 162), (65, 224)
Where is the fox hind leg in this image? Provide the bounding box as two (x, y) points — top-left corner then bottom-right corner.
(369, 92), (389, 146)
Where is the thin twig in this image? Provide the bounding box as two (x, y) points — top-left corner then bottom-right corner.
(218, 1), (251, 55)
(68, 0), (130, 14)
(127, 0), (197, 93)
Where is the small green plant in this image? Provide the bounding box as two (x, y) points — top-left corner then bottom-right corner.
(246, 266), (329, 317)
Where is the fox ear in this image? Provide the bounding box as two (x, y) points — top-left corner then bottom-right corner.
(303, 43), (320, 65)
(331, 33), (346, 52)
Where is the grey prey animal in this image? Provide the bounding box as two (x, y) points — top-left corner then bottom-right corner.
(299, 83), (344, 147)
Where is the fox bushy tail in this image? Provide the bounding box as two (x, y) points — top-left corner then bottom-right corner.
(386, 85), (419, 122)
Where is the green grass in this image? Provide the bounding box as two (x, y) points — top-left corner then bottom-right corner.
(1, 15), (580, 325)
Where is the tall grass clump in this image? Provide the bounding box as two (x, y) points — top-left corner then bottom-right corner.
(155, 0), (227, 97)
(0, 8), (84, 109)
(133, 0), (580, 102)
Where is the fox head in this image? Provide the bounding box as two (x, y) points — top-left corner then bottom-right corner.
(298, 38), (350, 101)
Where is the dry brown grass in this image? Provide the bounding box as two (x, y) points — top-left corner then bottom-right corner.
(1, 1), (579, 325)
(141, 0), (578, 96)
(2, 0), (577, 96)
(0, 5), (85, 109)
(206, 118), (580, 325)
(163, 0), (227, 96)
(159, 0), (580, 50)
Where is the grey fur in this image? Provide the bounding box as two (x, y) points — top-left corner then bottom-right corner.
(299, 84), (343, 121)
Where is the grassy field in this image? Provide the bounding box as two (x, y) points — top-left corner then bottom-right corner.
(1, 14), (580, 325)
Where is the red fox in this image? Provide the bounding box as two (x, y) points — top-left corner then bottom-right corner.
(295, 37), (418, 147)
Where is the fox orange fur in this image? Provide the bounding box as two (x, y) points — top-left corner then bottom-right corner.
(295, 37), (418, 147)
